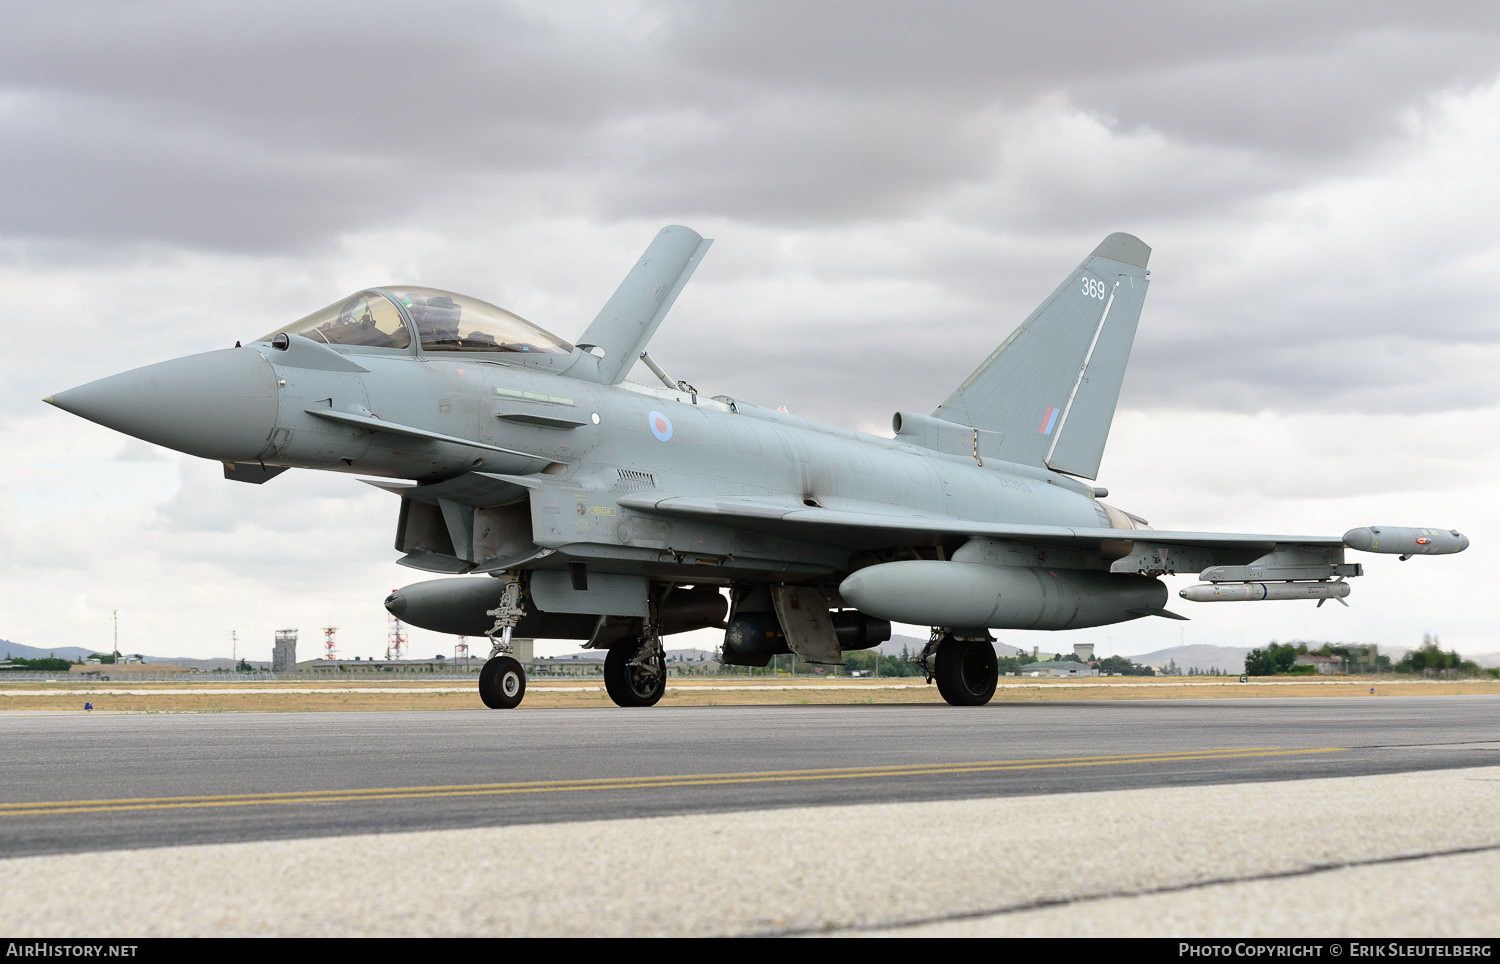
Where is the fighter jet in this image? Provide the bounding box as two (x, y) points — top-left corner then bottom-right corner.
(45, 227), (1469, 708)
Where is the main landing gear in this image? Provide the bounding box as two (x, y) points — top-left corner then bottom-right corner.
(603, 636), (666, 707)
(932, 633), (999, 706)
(479, 656), (526, 709)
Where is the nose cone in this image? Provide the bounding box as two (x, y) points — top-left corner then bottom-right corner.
(48, 348), (278, 462)
(384, 590), (407, 618)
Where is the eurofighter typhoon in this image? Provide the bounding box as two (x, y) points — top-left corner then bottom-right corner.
(46, 228), (1469, 707)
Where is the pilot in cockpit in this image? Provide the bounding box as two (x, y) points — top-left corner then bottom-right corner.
(341, 301), (377, 330)
(322, 294), (403, 348)
(409, 294), (463, 347)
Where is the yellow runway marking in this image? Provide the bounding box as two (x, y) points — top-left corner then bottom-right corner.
(0, 747), (1342, 818)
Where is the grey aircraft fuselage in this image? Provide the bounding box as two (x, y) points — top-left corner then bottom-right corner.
(255, 340), (1108, 575)
(90, 331), (1118, 582)
(45, 225), (1469, 698)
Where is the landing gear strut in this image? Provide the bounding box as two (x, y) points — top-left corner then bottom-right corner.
(479, 575), (528, 709)
(934, 634), (998, 706)
(603, 636), (666, 707)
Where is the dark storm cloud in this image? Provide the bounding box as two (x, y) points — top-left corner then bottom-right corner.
(3, 1), (1500, 250)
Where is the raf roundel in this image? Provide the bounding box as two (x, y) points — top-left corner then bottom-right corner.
(648, 410), (673, 441)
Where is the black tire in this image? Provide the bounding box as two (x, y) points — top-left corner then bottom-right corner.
(603, 638), (666, 708)
(934, 636), (998, 706)
(479, 655), (526, 709)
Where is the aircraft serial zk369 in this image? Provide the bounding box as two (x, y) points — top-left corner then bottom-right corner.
(47, 227), (1469, 708)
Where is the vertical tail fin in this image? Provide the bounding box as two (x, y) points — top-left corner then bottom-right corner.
(933, 233), (1151, 480)
(575, 225), (713, 385)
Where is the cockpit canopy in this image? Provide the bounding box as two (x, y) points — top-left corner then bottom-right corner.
(259, 286), (573, 355)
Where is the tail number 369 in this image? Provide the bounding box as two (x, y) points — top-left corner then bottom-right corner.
(1081, 277), (1109, 300)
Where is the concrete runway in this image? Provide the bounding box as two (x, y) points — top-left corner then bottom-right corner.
(2, 695), (1498, 858)
(4, 695), (1500, 936)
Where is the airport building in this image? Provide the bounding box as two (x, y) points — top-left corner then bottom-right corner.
(290, 642), (716, 677)
(272, 630), (298, 673)
(1017, 661), (1100, 678)
(1293, 653), (1344, 674)
(294, 657), (478, 674)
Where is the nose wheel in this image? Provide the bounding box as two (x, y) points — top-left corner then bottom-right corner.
(934, 635), (998, 706)
(479, 655), (526, 709)
(603, 637), (666, 707)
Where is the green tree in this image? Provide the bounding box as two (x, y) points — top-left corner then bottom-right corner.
(1244, 648), (1274, 675)
(996, 656), (1024, 675)
(1394, 635), (1478, 676)
(23, 657), (73, 671)
(1095, 655), (1154, 676)
(1245, 642), (1300, 676)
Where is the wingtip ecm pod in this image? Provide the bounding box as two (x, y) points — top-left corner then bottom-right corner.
(1343, 527), (1469, 558)
(932, 232), (1152, 481)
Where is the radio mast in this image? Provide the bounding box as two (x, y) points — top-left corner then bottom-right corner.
(386, 611), (406, 661)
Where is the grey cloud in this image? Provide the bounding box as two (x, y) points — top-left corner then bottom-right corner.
(4, 1), (1498, 422)
(4, 2), (1500, 251)
(1122, 336), (1500, 414)
(668, 3), (1500, 153)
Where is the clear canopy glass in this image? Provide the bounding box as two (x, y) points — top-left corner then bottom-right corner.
(384, 286), (573, 355)
(259, 290), (411, 350)
(258, 287), (572, 356)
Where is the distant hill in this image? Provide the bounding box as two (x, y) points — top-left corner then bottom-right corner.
(869, 635), (1026, 657)
(881, 635), (928, 656)
(0, 640), (239, 668)
(0, 641), (98, 662)
(1130, 644), (1249, 674)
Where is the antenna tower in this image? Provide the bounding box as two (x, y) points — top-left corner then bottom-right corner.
(323, 626), (338, 660)
(387, 610), (406, 661)
(455, 636), (470, 667)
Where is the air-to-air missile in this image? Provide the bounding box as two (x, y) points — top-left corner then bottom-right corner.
(46, 226), (1469, 708)
(1179, 582), (1352, 604)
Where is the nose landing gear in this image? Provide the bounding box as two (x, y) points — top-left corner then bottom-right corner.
(479, 575), (528, 709)
(479, 655), (526, 709)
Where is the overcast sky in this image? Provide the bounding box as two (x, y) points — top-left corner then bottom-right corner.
(3, 1), (1498, 663)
